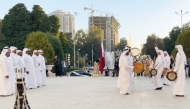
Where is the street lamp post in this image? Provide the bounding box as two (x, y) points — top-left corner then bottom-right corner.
(78, 49), (80, 68)
(175, 10), (188, 32)
(92, 44), (93, 65)
(68, 12), (79, 68)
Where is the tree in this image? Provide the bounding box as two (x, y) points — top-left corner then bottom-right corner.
(165, 26), (181, 54)
(2, 3), (31, 49)
(172, 29), (190, 57)
(0, 19), (6, 50)
(30, 5), (49, 32)
(142, 34), (164, 59)
(45, 32), (63, 60)
(115, 37), (127, 50)
(49, 15), (60, 36)
(74, 29), (87, 55)
(84, 25), (102, 62)
(59, 32), (73, 57)
(0, 19), (5, 40)
(25, 31), (54, 63)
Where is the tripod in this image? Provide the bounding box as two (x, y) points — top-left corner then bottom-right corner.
(14, 68), (31, 109)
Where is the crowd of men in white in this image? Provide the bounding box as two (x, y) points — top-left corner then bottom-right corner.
(117, 44), (186, 97)
(0, 46), (47, 96)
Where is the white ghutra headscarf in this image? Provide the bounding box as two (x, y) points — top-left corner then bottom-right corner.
(175, 45), (186, 65)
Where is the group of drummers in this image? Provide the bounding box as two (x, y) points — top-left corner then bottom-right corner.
(118, 44), (186, 97)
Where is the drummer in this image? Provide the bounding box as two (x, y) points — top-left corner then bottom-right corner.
(172, 45), (186, 97)
(152, 44), (164, 90)
(163, 51), (171, 86)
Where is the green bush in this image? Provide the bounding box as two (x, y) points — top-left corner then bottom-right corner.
(172, 29), (190, 57)
(25, 31), (55, 63)
(45, 32), (63, 60)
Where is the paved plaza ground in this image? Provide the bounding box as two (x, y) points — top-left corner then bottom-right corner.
(1, 76), (190, 109)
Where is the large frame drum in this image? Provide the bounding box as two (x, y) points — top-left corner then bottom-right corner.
(133, 61), (144, 74)
(166, 70), (177, 81)
(150, 69), (157, 76)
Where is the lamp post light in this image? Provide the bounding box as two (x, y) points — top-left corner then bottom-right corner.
(175, 10), (188, 32)
(68, 12), (79, 68)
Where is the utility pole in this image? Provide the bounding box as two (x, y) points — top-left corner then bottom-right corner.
(68, 12), (79, 68)
(92, 44), (93, 65)
(175, 10), (188, 32)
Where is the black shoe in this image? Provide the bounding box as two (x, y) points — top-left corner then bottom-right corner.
(176, 95), (184, 97)
(124, 93), (129, 95)
(163, 84), (166, 85)
(29, 88), (33, 89)
(155, 88), (162, 90)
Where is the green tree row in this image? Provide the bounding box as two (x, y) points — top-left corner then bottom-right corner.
(142, 22), (190, 59)
(1, 3), (60, 50)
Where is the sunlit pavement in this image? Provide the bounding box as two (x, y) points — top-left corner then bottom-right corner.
(1, 76), (190, 109)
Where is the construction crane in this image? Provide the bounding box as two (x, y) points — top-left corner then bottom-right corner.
(84, 5), (95, 25)
(84, 5), (119, 25)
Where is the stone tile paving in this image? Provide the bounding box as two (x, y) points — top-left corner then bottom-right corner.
(0, 76), (190, 109)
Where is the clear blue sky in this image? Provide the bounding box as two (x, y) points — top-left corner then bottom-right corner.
(1, 0), (190, 49)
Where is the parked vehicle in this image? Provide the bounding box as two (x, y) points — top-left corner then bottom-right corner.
(70, 70), (91, 77)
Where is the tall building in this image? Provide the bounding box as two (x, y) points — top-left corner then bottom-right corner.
(128, 33), (133, 48)
(49, 10), (75, 39)
(89, 16), (119, 51)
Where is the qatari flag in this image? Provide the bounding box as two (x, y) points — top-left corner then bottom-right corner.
(99, 41), (105, 74)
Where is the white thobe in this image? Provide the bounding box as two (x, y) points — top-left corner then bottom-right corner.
(17, 55), (25, 79)
(163, 56), (171, 85)
(7, 57), (15, 93)
(39, 55), (46, 86)
(33, 55), (42, 87)
(128, 55), (134, 91)
(10, 53), (18, 81)
(10, 53), (18, 69)
(152, 47), (164, 88)
(173, 52), (186, 95)
(118, 54), (133, 94)
(152, 55), (163, 88)
(23, 54), (37, 89)
(0, 57), (12, 95)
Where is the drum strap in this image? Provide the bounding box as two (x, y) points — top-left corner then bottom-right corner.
(153, 63), (159, 69)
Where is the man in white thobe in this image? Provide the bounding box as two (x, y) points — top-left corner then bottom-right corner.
(16, 50), (25, 79)
(10, 46), (18, 69)
(23, 48), (37, 89)
(0, 47), (13, 96)
(163, 51), (171, 86)
(152, 46), (164, 90)
(117, 46), (134, 95)
(129, 52), (134, 83)
(38, 50), (47, 86)
(173, 45), (186, 97)
(32, 50), (42, 88)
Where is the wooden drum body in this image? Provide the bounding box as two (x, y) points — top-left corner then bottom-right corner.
(166, 70), (177, 81)
(150, 69), (157, 76)
(162, 68), (167, 75)
(133, 61), (144, 74)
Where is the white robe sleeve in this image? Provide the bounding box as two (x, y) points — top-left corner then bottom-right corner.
(155, 47), (159, 53)
(33, 57), (38, 67)
(23, 56), (28, 71)
(155, 57), (162, 70)
(174, 53), (181, 72)
(125, 56), (134, 69)
(0, 61), (9, 76)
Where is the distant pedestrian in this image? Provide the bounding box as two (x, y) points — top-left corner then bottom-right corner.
(61, 59), (66, 76)
(54, 55), (61, 76)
